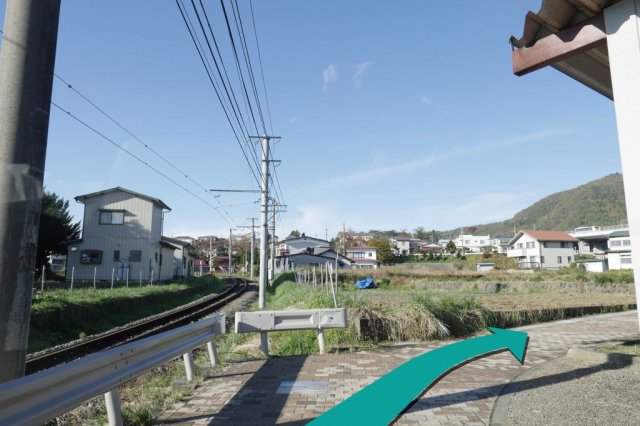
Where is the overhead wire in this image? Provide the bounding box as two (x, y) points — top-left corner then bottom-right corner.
(50, 100), (236, 226)
(177, 0), (261, 187)
(249, 0), (274, 135)
(52, 72), (238, 227)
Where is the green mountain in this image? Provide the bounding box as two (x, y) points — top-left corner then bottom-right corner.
(456, 173), (627, 237)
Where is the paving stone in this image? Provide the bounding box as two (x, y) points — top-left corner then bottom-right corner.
(156, 311), (639, 425)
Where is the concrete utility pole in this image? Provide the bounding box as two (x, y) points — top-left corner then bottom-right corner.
(269, 198), (276, 281)
(228, 229), (234, 276)
(0, 0), (61, 383)
(249, 135), (280, 355)
(239, 218), (257, 280)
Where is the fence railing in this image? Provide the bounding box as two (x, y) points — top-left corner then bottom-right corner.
(235, 308), (347, 355)
(0, 314), (225, 426)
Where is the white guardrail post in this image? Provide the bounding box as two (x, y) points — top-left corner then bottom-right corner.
(0, 314), (225, 426)
(235, 308), (347, 356)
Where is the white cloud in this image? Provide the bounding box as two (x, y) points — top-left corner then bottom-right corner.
(322, 64), (337, 92)
(352, 62), (373, 88)
(304, 128), (573, 192)
(420, 95), (433, 105)
(289, 117), (297, 124)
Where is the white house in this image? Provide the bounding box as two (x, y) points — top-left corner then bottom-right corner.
(277, 234), (330, 256)
(346, 246), (379, 269)
(390, 236), (415, 255)
(64, 187), (192, 283)
(455, 234), (491, 253)
(274, 249), (353, 273)
(607, 230), (633, 270)
(507, 230), (578, 270)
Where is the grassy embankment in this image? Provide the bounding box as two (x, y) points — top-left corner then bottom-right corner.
(29, 275), (225, 353)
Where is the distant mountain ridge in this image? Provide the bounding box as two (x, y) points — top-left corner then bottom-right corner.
(454, 174), (627, 237)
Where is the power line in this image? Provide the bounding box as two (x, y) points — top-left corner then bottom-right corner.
(249, 0), (274, 135)
(176, 0), (261, 187)
(50, 101), (236, 226)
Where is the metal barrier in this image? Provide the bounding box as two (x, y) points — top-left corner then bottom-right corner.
(0, 314), (225, 426)
(235, 308), (347, 355)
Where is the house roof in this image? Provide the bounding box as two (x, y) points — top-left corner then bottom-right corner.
(511, 230), (578, 244)
(510, 0), (619, 99)
(608, 230), (630, 238)
(277, 251), (354, 264)
(283, 235), (330, 245)
(75, 187), (171, 211)
(161, 236), (191, 247)
(346, 246), (378, 251)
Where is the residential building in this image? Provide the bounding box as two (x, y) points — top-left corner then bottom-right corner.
(390, 236), (417, 255)
(274, 249), (353, 273)
(455, 234), (491, 253)
(607, 230), (633, 270)
(64, 187), (192, 282)
(346, 246), (379, 269)
(490, 234), (514, 254)
(507, 230), (578, 270)
(277, 234), (330, 256)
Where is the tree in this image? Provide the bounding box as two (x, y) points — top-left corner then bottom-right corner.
(287, 230), (301, 238)
(37, 191), (81, 271)
(369, 237), (393, 264)
(446, 240), (457, 255)
(414, 226), (429, 240)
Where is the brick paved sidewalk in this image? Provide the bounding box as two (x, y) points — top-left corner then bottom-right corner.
(157, 311), (639, 425)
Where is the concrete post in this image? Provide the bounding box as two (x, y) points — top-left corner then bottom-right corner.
(604, 0), (640, 333)
(0, 0), (61, 382)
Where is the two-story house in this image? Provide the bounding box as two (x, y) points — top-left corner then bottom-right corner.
(64, 187), (192, 283)
(507, 230), (578, 270)
(346, 246), (379, 269)
(607, 230), (633, 270)
(277, 234), (330, 256)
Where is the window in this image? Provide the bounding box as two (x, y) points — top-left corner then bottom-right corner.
(80, 250), (102, 264)
(367, 252), (372, 257)
(567, 256), (572, 263)
(621, 256), (632, 264)
(542, 242), (548, 248)
(560, 242), (566, 248)
(557, 256), (562, 264)
(526, 242), (535, 249)
(623, 239), (631, 246)
(610, 240), (622, 247)
(540, 256), (545, 264)
(99, 210), (124, 225)
(129, 250), (142, 262)
(529, 256), (537, 263)
(352, 252), (364, 259)
(517, 243), (523, 249)
(113, 250), (120, 261)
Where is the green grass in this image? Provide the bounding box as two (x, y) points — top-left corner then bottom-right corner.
(597, 341), (640, 356)
(29, 275), (225, 352)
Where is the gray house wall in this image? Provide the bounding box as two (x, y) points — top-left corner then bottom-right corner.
(66, 190), (169, 282)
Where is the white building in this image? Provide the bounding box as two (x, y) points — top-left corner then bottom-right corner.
(607, 230), (633, 270)
(455, 234), (491, 253)
(346, 246), (379, 269)
(64, 187), (192, 282)
(507, 230), (578, 270)
(277, 235), (330, 256)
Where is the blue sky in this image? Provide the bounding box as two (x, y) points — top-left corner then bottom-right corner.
(0, 1), (622, 240)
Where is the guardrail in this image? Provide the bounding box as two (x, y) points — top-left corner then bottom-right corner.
(0, 314), (225, 426)
(235, 308), (347, 355)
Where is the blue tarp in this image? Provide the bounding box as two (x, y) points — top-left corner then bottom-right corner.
(355, 277), (376, 289)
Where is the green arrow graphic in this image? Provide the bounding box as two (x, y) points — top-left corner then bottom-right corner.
(310, 327), (528, 425)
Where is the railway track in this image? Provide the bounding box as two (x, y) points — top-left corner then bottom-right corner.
(25, 277), (248, 374)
